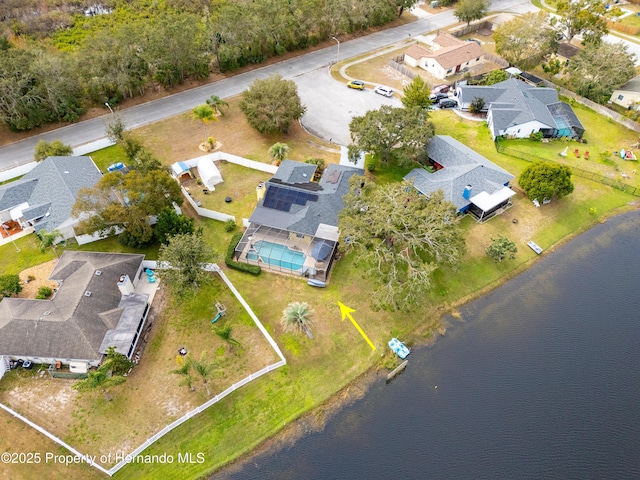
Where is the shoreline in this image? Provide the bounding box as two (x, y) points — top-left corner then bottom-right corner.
(209, 203), (639, 478)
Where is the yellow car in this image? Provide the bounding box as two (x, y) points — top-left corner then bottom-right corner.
(347, 80), (365, 90)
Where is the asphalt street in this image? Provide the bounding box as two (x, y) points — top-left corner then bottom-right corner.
(0, 0), (551, 171)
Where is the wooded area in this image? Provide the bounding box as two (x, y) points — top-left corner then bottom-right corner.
(0, 0), (411, 131)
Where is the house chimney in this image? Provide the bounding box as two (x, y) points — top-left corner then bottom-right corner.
(117, 274), (135, 296)
(256, 182), (266, 202)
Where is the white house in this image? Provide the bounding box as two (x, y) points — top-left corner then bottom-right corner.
(403, 33), (485, 79)
(610, 75), (640, 110)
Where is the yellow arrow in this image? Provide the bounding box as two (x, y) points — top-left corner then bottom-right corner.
(338, 302), (376, 351)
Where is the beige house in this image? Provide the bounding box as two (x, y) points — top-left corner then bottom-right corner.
(610, 75), (640, 110)
(403, 33), (485, 79)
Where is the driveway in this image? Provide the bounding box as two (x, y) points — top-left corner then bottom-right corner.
(297, 68), (402, 146)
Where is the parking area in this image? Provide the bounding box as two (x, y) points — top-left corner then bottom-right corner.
(297, 67), (402, 146)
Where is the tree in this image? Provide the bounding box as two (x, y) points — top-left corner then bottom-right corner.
(192, 104), (217, 143)
(454, 0), (490, 26)
(494, 12), (559, 71)
(469, 97), (485, 113)
(552, 0), (607, 45)
(481, 69), (508, 86)
(395, 0), (419, 17)
(349, 105), (435, 166)
(74, 346), (134, 398)
(281, 302), (314, 338)
(187, 352), (216, 396)
(157, 232), (216, 294)
(38, 229), (62, 258)
(339, 177), (465, 310)
(518, 161), (574, 201)
(172, 362), (194, 392)
(34, 140), (73, 162)
(486, 236), (518, 262)
(206, 95), (229, 116)
(239, 74), (306, 134)
(105, 114), (126, 143)
(401, 75), (432, 109)
(154, 207), (195, 244)
(0, 274), (22, 298)
(567, 42), (636, 103)
(268, 142), (289, 165)
(72, 169), (183, 247)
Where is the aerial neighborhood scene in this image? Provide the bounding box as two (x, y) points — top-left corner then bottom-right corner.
(1, 0), (640, 478)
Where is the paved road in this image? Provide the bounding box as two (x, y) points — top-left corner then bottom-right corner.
(0, 0), (536, 171)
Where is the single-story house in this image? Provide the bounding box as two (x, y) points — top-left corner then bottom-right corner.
(457, 78), (585, 139)
(0, 156), (102, 241)
(556, 43), (580, 67)
(404, 135), (516, 222)
(403, 33), (485, 79)
(0, 251), (151, 369)
(610, 75), (640, 110)
(234, 160), (363, 282)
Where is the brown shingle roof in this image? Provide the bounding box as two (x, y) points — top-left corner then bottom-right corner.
(405, 44), (431, 60)
(433, 32), (463, 48)
(426, 43), (485, 70)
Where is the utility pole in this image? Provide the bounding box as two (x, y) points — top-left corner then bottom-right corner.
(332, 37), (340, 65)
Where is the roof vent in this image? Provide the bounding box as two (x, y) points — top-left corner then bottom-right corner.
(43, 311), (51, 316)
(95, 270), (102, 276)
(84, 291), (92, 297)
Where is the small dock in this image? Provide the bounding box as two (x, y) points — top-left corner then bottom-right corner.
(386, 360), (408, 383)
(527, 240), (543, 255)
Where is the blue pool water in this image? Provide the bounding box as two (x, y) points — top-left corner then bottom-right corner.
(246, 240), (305, 271)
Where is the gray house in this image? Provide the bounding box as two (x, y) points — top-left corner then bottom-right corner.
(456, 78), (585, 140)
(0, 156), (102, 241)
(0, 251), (150, 369)
(404, 135), (515, 222)
(234, 160), (363, 281)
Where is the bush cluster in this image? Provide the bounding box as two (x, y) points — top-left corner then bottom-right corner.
(225, 232), (261, 275)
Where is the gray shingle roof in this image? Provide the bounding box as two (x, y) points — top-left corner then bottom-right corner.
(617, 75), (640, 93)
(249, 160), (363, 236)
(0, 251), (147, 362)
(458, 78), (584, 136)
(2, 156), (102, 233)
(404, 135), (514, 211)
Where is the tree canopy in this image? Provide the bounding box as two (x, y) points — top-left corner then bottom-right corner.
(454, 0), (490, 26)
(486, 236), (518, 263)
(72, 167), (182, 247)
(0, 274), (22, 298)
(349, 105), (435, 166)
(34, 139), (73, 162)
(551, 0), (607, 45)
(494, 12), (558, 71)
(338, 177), (465, 310)
(240, 74), (306, 134)
(158, 232), (216, 295)
(567, 42), (636, 103)
(154, 207), (196, 245)
(401, 75), (432, 109)
(481, 69), (509, 86)
(518, 161), (574, 201)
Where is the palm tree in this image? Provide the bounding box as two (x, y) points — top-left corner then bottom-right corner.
(172, 362), (195, 391)
(187, 352), (216, 396)
(268, 142), (290, 166)
(281, 302), (314, 338)
(38, 229), (62, 258)
(191, 104), (217, 143)
(206, 95), (229, 117)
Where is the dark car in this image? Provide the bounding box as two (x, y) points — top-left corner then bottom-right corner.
(438, 98), (458, 109)
(429, 92), (449, 102)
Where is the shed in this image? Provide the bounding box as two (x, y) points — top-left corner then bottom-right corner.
(171, 161), (192, 180)
(197, 157), (223, 191)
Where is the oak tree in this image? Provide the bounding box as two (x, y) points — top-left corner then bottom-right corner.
(454, 0), (490, 26)
(518, 161), (574, 201)
(401, 75), (432, 109)
(158, 232), (216, 295)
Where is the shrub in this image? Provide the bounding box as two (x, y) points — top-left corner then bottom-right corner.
(224, 219), (237, 232)
(225, 231), (261, 275)
(529, 131), (544, 141)
(486, 235), (518, 262)
(36, 286), (53, 299)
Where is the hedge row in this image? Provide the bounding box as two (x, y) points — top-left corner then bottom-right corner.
(225, 231), (261, 276)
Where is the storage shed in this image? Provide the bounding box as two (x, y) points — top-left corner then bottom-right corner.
(197, 157), (223, 190)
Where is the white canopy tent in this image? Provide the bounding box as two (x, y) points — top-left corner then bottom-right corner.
(197, 157), (223, 190)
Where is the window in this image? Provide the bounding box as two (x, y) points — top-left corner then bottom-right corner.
(447, 68), (452, 73)
(476, 57), (480, 61)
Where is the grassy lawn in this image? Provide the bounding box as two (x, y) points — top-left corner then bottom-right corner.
(88, 144), (129, 172)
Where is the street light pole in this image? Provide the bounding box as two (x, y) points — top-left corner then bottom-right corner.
(105, 102), (114, 115)
(332, 36), (340, 65)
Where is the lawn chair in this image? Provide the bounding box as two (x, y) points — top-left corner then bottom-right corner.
(584, 151), (589, 160)
(574, 149), (580, 158)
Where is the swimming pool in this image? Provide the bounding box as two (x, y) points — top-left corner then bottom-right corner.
(247, 240), (305, 271)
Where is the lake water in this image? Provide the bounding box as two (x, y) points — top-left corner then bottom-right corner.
(214, 211), (640, 480)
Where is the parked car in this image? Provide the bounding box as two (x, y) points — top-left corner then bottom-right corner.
(347, 80), (365, 90)
(374, 85), (394, 97)
(466, 38), (481, 45)
(432, 84), (451, 95)
(438, 98), (458, 109)
(429, 92), (449, 102)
